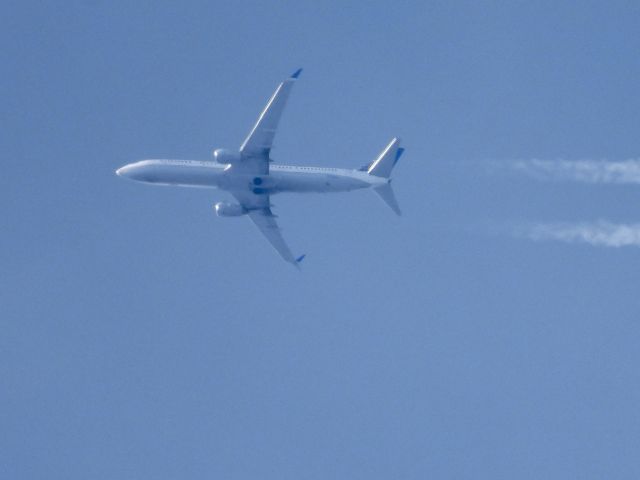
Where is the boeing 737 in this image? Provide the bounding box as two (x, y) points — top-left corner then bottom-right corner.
(116, 69), (404, 265)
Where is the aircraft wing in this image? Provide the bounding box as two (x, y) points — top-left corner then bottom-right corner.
(247, 208), (299, 266)
(231, 189), (301, 266)
(239, 69), (302, 165)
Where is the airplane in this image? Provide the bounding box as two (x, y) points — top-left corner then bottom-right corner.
(116, 69), (404, 266)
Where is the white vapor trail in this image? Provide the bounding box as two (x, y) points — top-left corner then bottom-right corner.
(501, 159), (640, 247)
(519, 221), (640, 247)
(511, 159), (640, 184)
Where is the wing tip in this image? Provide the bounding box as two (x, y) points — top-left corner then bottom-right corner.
(295, 254), (306, 263)
(290, 68), (303, 79)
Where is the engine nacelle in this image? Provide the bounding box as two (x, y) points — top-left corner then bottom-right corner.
(213, 148), (241, 165)
(214, 202), (246, 217)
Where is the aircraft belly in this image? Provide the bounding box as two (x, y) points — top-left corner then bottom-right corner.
(272, 172), (367, 193)
(143, 164), (223, 187)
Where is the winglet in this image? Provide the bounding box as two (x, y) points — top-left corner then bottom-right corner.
(295, 254), (306, 263)
(290, 68), (303, 79)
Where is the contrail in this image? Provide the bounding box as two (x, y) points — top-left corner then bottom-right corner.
(495, 159), (640, 246)
(517, 221), (640, 247)
(510, 159), (640, 184)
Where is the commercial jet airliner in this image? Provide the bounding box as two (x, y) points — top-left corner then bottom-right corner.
(116, 69), (404, 266)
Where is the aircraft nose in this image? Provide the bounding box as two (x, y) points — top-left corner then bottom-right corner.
(115, 162), (154, 183)
(116, 165), (131, 177)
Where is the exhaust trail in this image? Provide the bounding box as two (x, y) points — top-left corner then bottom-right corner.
(515, 221), (640, 247)
(509, 159), (640, 184)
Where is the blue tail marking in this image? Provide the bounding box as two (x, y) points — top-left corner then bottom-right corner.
(393, 147), (405, 167)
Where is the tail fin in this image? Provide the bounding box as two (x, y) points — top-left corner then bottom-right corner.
(367, 137), (404, 178)
(366, 138), (404, 215)
(374, 183), (401, 216)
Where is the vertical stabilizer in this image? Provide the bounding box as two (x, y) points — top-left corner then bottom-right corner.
(368, 138), (404, 178)
(367, 138), (404, 215)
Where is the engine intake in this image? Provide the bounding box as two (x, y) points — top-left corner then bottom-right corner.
(214, 202), (246, 217)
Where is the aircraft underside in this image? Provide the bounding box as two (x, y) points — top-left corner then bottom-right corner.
(119, 161), (373, 194)
(116, 69), (403, 265)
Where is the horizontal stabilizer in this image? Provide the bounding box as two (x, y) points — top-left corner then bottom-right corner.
(374, 183), (401, 216)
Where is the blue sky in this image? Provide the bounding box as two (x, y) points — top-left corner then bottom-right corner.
(3, 1), (640, 478)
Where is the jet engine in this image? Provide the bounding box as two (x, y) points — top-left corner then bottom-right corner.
(213, 148), (241, 165)
(214, 202), (246, 217)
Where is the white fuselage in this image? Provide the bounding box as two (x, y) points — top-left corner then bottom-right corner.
(116, 159), (387, 194)
(115, 69), (402, 265)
